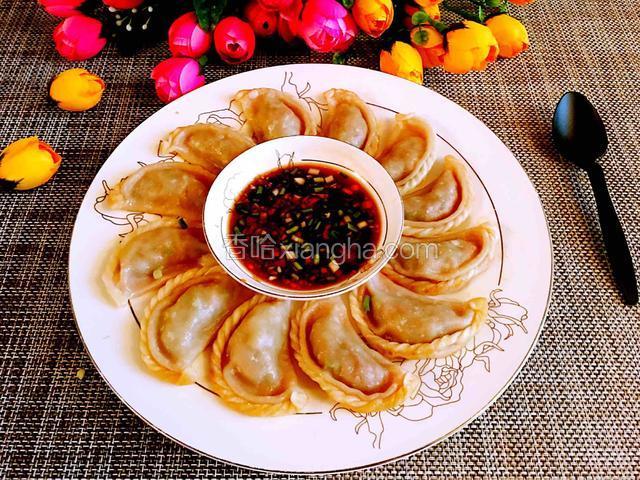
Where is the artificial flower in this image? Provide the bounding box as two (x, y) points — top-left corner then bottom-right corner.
(403, 3), (440, 29)
(443, 21), (498, 73)
(245, 1), (279, 37)
(53, 15), (106, 61)
(352, 0), (394, 38)
(102, 0), (144, 9)
(277, 0), (302, 42)
(168, 12), (213, 58)
(0, 137), (61, 191)
(49, 68), (105, 111)
(410, 26), (445, 68)
(299, 0), (358, 53)
(380, 41), (423, 84)
(258, 0), (295, 10)
(151, 57), (205, 103)
(485, 14), (529, 58)
(38, 0), (85, 17)
(214, 17), (256, 64)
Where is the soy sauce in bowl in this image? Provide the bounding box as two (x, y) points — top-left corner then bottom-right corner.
(229, 163), (382, 291)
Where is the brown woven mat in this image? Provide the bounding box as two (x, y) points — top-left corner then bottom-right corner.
(1, 0), (639, 478)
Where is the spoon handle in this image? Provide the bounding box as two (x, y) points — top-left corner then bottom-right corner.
(587, 164), (638, 305)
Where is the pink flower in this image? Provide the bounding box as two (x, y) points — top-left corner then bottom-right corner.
(53, 15), (107, 61)
(38, 0), (85, 17)
(245, 1), (279, 37)
(298, 0), (358, 53)
(214, 17), (256, 64)
(151, 58), (205, 103)
(258, 0), (295, 11)
(102, 0), (143, 8)
(276, 0), (302, 42)
(168, 12), (213, 58)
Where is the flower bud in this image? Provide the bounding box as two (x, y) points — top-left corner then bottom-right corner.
(352, 0), (394, 38)
(410, 26), (445, 68)
(151, 58), (205, 103)
(50, 68), (106, 111)
(0, 137), (61, 191)
(38, 0), (85, 18)
(245, 1), (279, 37)
(277, 0), (303, 42)
(258, 0), (295, 10)
(53, 15), (107, 61)
(380, 41), (423, 84)
(214, 17), (256, 64)
(168, 12), (213, 58)
(299, 0), (358, 53)
(485, 14), (529, 58)
(443, 21), (498, 73)
(102, 0), (144, 9)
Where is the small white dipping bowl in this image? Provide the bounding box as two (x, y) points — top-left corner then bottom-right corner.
(203, 135), (403, 300)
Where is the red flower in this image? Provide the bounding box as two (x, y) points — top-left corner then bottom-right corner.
(151, 58), (206, 103)
(258, 0), (295, 11)
(38, 0), (85, 17)
(168, 12), (213, 58)
(102, 0), (144, 9)
(298, 0), (358, 53)
(245, 1), (279, 37)
(53, 15), (107, 61)
(214, 17), (256, 64)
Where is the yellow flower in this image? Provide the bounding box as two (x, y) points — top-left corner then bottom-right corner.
(414, 0), (442, 6)
(485, 14), (529, 58)
(380, 41), (423, 84)
(443, 21), (499, 74)
(0, 137), (61, 191)
(49, 68), (105, 112)
(353, 0), (394, 38)
(411, 26), (445, 68)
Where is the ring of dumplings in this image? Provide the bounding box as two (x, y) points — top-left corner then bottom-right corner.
(382, 224), (496, 295)
(290, 298), (418, 413)
(402, 155), (473, 238)
(349, 276), (488, 360)
(210, 296), (306, 416)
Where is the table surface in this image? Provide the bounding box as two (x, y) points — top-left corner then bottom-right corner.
(1, 0), (639, 478)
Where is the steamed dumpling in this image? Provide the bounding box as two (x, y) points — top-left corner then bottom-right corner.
(140, 266), (252, 384)
(233, 88), (317, 142)
(106, 162), (216, 221)
(320, 89), (379, 155)
(376, 114), (436, 194)
(403, 155), (473, 237)
(159, 123), (255, 172)
(349, 273), (487, 359)
(102, 218), (213, 305)
(211, 297), (306, 415)
(290, 295), (415, 412)
(384, 224), (496, 294)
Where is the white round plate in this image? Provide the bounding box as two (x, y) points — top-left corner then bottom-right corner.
(69, 64), (553, 474)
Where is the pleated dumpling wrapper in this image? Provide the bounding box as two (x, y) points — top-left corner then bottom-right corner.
(106, 162), (216, 221)
(211, 296), (307, 416)
(349, 274), (487, 359)
(403, 155), (473, 238)
(158, 123), (255, 173)
(232, 88), (317, 142)
(102, 218), (213, 305)
(291, 295), (417, 413)
(140, 266), (253, 385)
(383, 224), (496, 295)
(376, 113), (436, 194)
(320, 89), (379, 156)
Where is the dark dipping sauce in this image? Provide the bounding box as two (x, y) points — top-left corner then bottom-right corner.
(229, 163), (382, 291)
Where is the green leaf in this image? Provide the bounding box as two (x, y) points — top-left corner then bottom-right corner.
(411, 27), (430, 46)
(332, 52), (347, 65)
(340, 0), (354, 7)
(198, 54), (209, 66)
(411, 11), (429, 26)
(193, 0), (228, 31)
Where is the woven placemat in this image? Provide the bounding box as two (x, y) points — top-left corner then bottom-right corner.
(1, 0), (639, 478)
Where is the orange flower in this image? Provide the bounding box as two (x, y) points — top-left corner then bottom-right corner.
(414, 0), (442, 6)
(49, 68), (105, 112)
(380, 41), (423, 84)
(485, 14), (529, 58)
(443, 21), (498, 74)
(353, 0), (394, 38)
(0, 137), (61, 191)
(410, 26), (445, 68)
(403, 3), (440, 29)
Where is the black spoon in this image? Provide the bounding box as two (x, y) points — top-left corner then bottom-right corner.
(552, 91), (638, 305)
